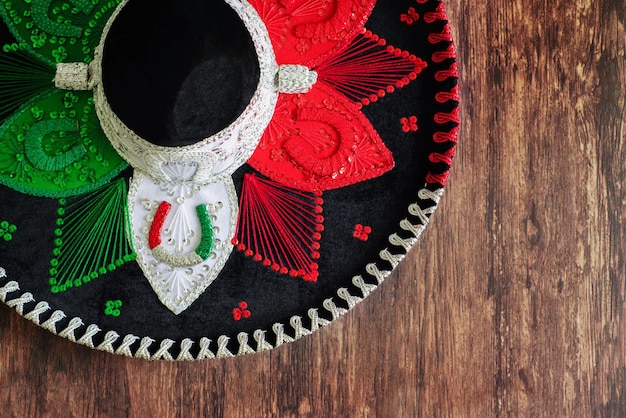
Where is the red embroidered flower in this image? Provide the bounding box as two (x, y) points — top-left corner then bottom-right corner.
(401, 116), (419, 133)
(353, 224), (372, 241)
(235, 0), (428, 281)
(247, 0), (427, 192)
(400, 7), (420, 25)
(233, 301), (252, 321)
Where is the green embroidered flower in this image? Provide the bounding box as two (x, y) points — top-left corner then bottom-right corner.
(104, 300), (122, 317)
(51, 45), (66, 61)
(0, 0), (135, 295)
(0, 220), (17, 241)
(0, 0), (127, 198)
(30, 31), (46, 48)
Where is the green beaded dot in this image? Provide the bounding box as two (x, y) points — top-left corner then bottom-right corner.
(104, 300), (122, 317)
(0, 221), (17, 242)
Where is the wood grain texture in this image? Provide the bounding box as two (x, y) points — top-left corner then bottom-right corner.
(1, 0), (624, 416)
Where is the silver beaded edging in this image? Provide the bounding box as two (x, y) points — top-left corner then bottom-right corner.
(0, 187), (442, 360)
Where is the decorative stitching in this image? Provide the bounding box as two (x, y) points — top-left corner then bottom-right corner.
(0, 279), (17, 303)
(151, 339), (175, 361)
(0, 89), (128, 198)
(353, 224), (372, 241)
(215, 335), (234, 358)
(308, 308), (331, 331)
(272, 323), (295, 347)
(366, 262), (389, 285)
(0, 0), (122, 66)
(423, 2), (460, 188)
(323, 298), (348, 320)
(54, 62), (90, 90)
(48, 178), (135, 293)
(0, 0), (459, 360)
(380, 248), (404, 269)
(277, 64), (318, 94)
(97, 331), (120, 353)
(104, 300), (122, 317)
(233, 301), (252, 321)
(0, 220), (16, 241)
(248, 82), (395, 192)
(352, 275), (376, 298)
(23, 301), (50, 323)
(115, 334), (139, 357)
(253, 330), (273, 352)
(400, 7), (419, 25)
(291, 316), (312, 339)
(129, 172), (237, 315)
(177, 339), (195, 361)
(77, 324), (100, 348)
(0, 44), (55, 119)
(233, 173), (323, 281)
(40, 310), (66, 333)
(58, 317), (83, 342)
(248, 0), (377, 65)
(0, 185), (443, 359)
(400, 116), (419, 133)
(135, 337), (155, 360)
(314, 31), (427, 107)
(197, 337), (216, 360)
(6, 292), (33, 315)
(23, 118), (85, 172)
(237, 333), (255, 355)
(337, 287), (362, 309)
(91, 0), (280, 185)
(424, 3), (448, 24)
(148, 202), (214, 267)
(389, 233), (416, 252)
(31, 0), (95, 38)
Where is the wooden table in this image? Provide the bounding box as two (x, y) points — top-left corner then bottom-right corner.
(1, 0), (624, 416)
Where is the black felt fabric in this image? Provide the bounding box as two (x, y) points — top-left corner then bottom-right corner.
(0, 0), (457, 355)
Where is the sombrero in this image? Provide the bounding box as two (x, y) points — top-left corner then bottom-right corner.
(0, 0), (459, 359)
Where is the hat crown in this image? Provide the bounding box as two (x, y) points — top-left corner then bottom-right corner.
(90, 0), (280, 184)
(101, 0), (262, 147)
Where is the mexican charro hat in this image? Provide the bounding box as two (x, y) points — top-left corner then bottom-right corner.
(0, 0), (458, 359)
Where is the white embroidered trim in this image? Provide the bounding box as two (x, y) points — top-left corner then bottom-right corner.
(277, 65), (318, 94)
(129, 171), (237, 315)
(0, 187), (442, 360)
(90, 0), (281, 184)
(54, 63), (91, 90)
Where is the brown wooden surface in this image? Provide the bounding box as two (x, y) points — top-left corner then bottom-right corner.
(1, 0), (625, 416)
